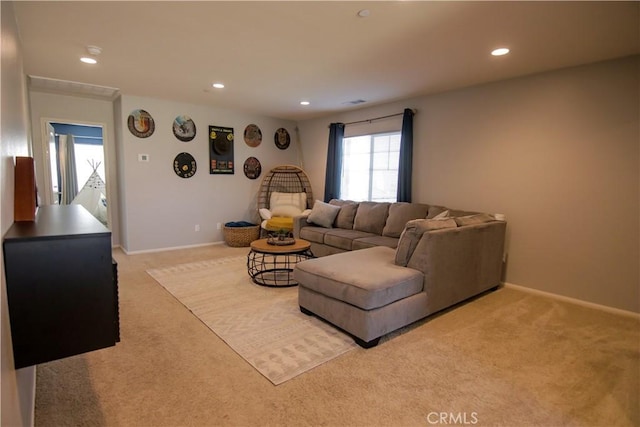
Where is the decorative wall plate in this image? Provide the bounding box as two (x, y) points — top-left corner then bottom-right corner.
(173, 152), (197, 178)
(244, 124), (262, 147)
(274, 127), (290, 150)
(243, 157), (262, 179)
(173, 115), (196, 142)
(128, 109), (155, 138)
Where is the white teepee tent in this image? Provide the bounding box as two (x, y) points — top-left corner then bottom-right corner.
(72, 160), (108, 225)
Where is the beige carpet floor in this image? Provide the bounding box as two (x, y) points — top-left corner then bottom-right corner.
(35, 244), (639, 426)
(147, 255), (356, 385)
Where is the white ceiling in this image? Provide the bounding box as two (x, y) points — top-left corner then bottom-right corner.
(13, 1), (640, 121)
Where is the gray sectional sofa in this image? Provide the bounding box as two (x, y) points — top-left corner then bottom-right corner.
(294, 200), (485, 257)
(292, 200), (506, 348)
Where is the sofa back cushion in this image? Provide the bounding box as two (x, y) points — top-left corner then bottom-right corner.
(427, 205), (448, 219)
(428, 204), (479, 219)
(270, 192), (307, 217)
(329, 199), (359, 229)
(454, 213), (495, 226)
(353, 202), (390, 235)
(382, 202), (430, 238)
(394, 218), (457, 266)
(448, 209), (479, 218)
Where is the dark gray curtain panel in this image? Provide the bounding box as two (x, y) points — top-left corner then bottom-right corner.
(324, 123), (345, 202)
(397, 108), (414, 202)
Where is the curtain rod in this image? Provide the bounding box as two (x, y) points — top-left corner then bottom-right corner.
(339, 109), (416, 127)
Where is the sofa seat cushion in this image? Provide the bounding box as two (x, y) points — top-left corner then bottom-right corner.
(294, 246), (424, 310)
(299, 226), (333, 244)
(324, 229), (377, 251)
(352, 235), (399, 250)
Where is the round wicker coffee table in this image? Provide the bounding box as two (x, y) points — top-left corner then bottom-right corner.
(247, 238), (313, 287)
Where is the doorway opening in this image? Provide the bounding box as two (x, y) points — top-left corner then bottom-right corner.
(44, 121), (108, 226)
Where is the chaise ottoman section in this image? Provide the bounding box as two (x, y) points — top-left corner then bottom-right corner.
(294, 246), (426, 347)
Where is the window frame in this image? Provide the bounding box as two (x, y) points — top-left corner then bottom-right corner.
(340, 130), (401, 202)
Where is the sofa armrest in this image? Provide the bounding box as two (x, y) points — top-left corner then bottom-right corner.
(407, 221), (506, 314)
(293, 214), (310, 239)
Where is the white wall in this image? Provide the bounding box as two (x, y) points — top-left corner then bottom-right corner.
(1, 2), (36, 425)
(297, 56), (640, 314)
(27, 91), (121, 246)
(117, 95), (300, 252)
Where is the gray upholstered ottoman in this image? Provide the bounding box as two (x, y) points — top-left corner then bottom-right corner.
(293, 246), (427, 348)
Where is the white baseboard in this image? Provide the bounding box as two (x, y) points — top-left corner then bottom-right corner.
(120, 241), (224, 255)
(503, 282), (640, 320)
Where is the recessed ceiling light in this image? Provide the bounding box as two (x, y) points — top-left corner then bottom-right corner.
(300, 101), (310, 106)
(212, 83), (225, 89)
(491, 47), (510, 56)
(357, 9), (370, 18)
(80, 57), (97, 64)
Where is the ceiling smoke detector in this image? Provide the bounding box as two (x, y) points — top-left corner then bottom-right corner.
(344, 99), (367, 105)
(87, 45), (102, 56)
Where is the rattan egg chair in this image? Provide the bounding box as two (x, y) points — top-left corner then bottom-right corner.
(257, 165), (314, 233)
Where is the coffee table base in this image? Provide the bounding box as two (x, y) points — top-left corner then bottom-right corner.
(247, 250), (313, 287)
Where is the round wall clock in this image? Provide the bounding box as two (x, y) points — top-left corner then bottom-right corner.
(274, 128), (290, 150)
(173, 152), (197, 178)
(127, 109), (155, 138)
(173, 115), (196, 142)
(244, 124), (262, 147)
(243, 157), (262, 179)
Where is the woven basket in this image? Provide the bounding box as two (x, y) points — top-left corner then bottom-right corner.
(223, 224), (260, 247)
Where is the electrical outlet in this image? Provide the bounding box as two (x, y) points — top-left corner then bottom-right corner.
(216, 222), (221, 230)
(195, 224), (200, 232)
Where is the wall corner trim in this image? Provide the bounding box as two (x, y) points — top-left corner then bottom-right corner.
(502, 282), (640, 319)
(120, 241), (223, 256)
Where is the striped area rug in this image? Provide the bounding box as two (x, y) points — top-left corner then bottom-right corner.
(147, 255), (356, 385)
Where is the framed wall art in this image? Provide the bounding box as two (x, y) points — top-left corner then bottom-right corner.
(243, 157), (262, 180)
(127, 109), (155, 138)
(173, 115), (196, 142)
(209, 125), (234, 174)
(244, 124), (262, 147)
(173, 152), (197, 178)
(274, 127), (290, 150)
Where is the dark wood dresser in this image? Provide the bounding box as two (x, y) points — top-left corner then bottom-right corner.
(3, 205), (119, 369)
